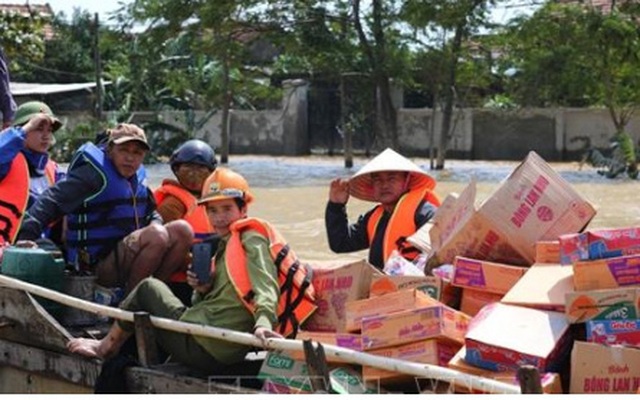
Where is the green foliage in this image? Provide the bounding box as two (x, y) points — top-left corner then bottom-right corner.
(501, 3), (640, 131)
(0, 10), (48, 73)
(49, 120), (105, 162)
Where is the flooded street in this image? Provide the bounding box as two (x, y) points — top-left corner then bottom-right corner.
(145, 155), (640, 262)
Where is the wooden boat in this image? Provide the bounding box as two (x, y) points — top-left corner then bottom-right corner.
(0, 273), (528, 394)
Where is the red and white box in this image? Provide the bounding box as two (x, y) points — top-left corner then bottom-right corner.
(559, 226), (640, 265)
(464, 303), (571, 372)
(586, 319), (640, 347)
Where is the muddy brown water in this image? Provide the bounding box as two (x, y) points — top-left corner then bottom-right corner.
(145, 155), (640, 262)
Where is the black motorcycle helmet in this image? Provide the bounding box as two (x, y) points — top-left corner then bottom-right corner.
(170, 139), (218, 173)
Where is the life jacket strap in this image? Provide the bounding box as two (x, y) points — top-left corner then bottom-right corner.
(278, 260), (313, 338)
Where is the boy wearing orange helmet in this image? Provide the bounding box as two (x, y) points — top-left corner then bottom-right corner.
(68, 168), (315, 374)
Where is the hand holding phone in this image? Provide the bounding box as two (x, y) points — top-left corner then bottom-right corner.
(191, 242), (213, 284)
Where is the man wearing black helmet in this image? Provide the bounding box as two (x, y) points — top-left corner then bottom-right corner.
(154, 139), (218, 303)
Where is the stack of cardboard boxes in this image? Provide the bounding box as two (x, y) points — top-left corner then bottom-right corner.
(257, 151), (640, 394)
(408, 151), (597, 393)
(559, 226), (640, 394)
(258, 259), (382, 394)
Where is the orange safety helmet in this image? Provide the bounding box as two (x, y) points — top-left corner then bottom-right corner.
(198, 167), (254, 205)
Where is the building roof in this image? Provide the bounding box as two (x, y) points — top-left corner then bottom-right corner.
(0, 2), (55, 39)
(10, 81), (110, 96)
(554, 0), (618, 13)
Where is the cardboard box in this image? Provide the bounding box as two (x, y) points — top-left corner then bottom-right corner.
(410, 180), (528, 267)
(258, 351), (312, 394)
(573, 254), (640, 291)
(361, 304), (470, 350)
(460, 288), (503, 317)
(565, 287), (640, 324)
(586, 319), (640, 347)
(501, 265), (574, 312)
(326, 367), (380, 394)
(362, 339), (460, 383)
(559, 226), (640, 265)
(406, 192), (461, 258)
(448, 347), (563, 394)
(304, 259), (382, 332)
(369, 274), (441, 300)
(464, 303), (571, 373)
(258, 352), (379, 394)
(344, 289), (439, 332)
(410, 152), (596, 267)
(570, 341), (640, 393)
(452, 256), (526, 294)
(287, 331), (362, 363)
(536, 240), (561, 264)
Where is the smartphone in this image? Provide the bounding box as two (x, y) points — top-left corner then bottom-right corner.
(191, 241), (213, 283)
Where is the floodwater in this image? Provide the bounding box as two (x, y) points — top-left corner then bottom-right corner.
(145, 155), (640, 262)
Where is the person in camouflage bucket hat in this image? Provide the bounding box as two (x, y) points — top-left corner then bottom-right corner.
(12, 101), (62, 132)
(0, 101), (64, 245)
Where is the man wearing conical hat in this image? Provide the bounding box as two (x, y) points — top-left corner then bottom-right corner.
(325, 148), (440, 270)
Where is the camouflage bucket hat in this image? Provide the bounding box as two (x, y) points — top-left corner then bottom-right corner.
(13, 101), (63, 132)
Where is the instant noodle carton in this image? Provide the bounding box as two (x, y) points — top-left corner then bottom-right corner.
(535, 240), (561, 264)
(559, 226), (640, 265)
(369, 274), (441, 300)
(259, 352), (313, 394)
(464, 303), (571, 373)
(501, 265), (574, 312)
(570, 341), (640, 394)
(409, 152), (596, 267)
(362, 339), (461, 383)
(259, 352), (379, 394)
(287, 331), (362, 363)
(586, 319), (640, 347)
(344, 288), (439, 332)
(572, 254), (640, 291)
(452, 256), (527, 295)
(460, 288), (503, 317)
(360, 303), (470, 350)
(565, 287), (640, 324)
(447, 347), (563, 394)
(304, 259), (382, 332)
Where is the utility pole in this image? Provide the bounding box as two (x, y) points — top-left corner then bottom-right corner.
(93, 13), (103, 121)
(340, 73), (353, 168)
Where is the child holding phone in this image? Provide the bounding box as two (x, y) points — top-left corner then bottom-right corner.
(67, 168), (315, 374)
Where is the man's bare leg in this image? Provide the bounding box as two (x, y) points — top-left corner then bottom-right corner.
(67, 323), (131, 359)
(155, 220), (193, 280)
(124, 222), (193, 293)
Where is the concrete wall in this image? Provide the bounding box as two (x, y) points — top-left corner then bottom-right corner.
(57, 82), (640, 160)
(396, 107), (640, 161)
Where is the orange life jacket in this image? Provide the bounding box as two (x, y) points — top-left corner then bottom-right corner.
(366, 188), (441, 263)
(223, 217), (316, 338)
(0, 154), (57, 245)
(154, 180), (213, 239)
(154, 180), (214, 282)
(44, 160), (57, 186)
(0, 153), (30, 245)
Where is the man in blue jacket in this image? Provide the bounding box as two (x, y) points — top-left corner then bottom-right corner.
(18, 124), (193, 294)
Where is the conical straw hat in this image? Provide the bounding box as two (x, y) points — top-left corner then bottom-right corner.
(349, 148), (436, 202)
